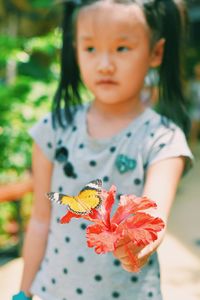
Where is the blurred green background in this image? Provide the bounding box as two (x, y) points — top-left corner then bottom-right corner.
(0, 0), (61, 260)
(0, 0), (200, 262)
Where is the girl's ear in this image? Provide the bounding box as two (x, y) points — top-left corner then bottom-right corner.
(150, 38), (165, 68)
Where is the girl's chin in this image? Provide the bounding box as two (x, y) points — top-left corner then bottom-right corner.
(94, 99), (125, 105)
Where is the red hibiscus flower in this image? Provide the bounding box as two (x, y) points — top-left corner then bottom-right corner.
(60, 185), (165, 262)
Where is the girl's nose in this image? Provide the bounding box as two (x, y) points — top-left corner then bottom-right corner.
(97, 53), (115, 74)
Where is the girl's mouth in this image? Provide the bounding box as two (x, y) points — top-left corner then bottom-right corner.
(96, 79), (118, 85)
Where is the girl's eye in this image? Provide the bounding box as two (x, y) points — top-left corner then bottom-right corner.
(117, 46), (129, 52)
(86, 47), (96, 53)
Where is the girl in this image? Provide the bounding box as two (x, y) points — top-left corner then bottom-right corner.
(13, 0), (193, 299)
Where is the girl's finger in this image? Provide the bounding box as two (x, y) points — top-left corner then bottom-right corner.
(121, 255), (149, 272)
(137, 243), (155, 260)
(114, 241), (142, 257)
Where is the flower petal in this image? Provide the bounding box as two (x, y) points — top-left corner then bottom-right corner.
(111, 195), (157, 225)
(99, 185), (116, 229)
(60, 208), (102, 224)
(101, 185), (116, 212)
(86, 224), (121, 254)
(117, 212), (165, 247)
(60, 211), (81, 224)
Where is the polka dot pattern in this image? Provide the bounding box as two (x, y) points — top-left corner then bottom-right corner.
(103, 176), (109, 182)
(79, 143), (85, 149)
(134, 178), (142, 185)
(55, 147), (68, 163)
(65, 237), (70, 243)
(47, 142), (52, 148)
(77, 256), (85, 263)
(131, 276), (138, 283)
(116, 194), (122, 201)
(80, 223), (87, 230)
(159, 143), (166, 148)
(59, 186), (63, 192)
(113, 259), (121, 266)
(110, 146), (116, 153)
(148, 291), (153, 297)
(112, 291), (120, 298)
(63, 162), (77, 178)
(76, 288), (83, 294)
(143, 162), (148, 170)
(63, 268), (68, 274)
(94, 274), (102, 281)
(89, 160), (97, 167)
(148, 259), (153, 266)
(30, 106), (178, 299)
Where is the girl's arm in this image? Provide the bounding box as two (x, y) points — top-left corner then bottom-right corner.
(143, 156), (185, 222)
(19, 143), (53, 296)
(0, 175), (33, 203)
(114, 156), (185, 272)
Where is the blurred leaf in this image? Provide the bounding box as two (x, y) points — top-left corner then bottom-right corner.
(29, 0), (55, 8)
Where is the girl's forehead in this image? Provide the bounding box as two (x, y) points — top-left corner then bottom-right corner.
(76, 2), (150, 39)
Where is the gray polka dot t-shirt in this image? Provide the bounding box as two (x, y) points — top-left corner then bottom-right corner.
(29, 104), (193, 300)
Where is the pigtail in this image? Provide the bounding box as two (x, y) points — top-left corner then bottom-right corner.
(52, 1), (82, 128)
(156, 0), (190, 137)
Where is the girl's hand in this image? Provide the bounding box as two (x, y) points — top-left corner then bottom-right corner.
(115, 156), (185, 273)
(113, 234), (163, 272)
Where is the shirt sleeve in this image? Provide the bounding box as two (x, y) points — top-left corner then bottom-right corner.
(146, 125), (193, 175)
(28, 113), (56, 162)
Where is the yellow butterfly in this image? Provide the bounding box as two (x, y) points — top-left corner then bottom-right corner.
(47, 179), (102, 215)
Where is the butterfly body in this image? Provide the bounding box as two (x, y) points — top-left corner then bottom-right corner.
(47, 179), (102, 215)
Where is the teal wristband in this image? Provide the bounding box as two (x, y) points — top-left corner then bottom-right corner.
(12, 291), (32, 300)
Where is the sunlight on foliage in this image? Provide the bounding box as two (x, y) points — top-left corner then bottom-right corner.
(0, 28), (60, 252)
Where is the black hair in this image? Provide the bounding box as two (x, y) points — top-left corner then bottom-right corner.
(52, 0), (190, 137)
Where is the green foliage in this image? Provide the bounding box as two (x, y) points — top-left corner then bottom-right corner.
(0, 30), (60, 252)
(0, 31), (60, 178)
(29, 0), (55, 8)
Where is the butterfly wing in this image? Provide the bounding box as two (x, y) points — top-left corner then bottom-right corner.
(47, 192), (89, 214)
(76, 179), (102, 213)
(46, 192), (72, 205)
(47, 179), (102, 215)
(77, 189), (102, 212)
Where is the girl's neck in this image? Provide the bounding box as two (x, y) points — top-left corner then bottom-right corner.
(90, 99), (145, 121)
(86, 99), (146, 139)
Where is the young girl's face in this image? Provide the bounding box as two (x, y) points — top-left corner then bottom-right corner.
(76, 2), (161, 107)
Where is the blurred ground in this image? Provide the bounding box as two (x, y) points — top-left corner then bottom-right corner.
(158, 142), (200, 300)
(0, 143), (200, 300)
